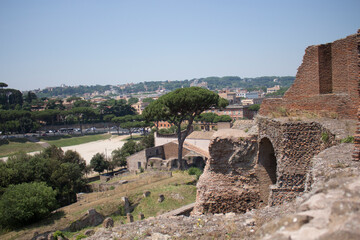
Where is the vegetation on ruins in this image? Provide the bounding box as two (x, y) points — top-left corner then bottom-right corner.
(143, 87), (228, 169)
(187, 167), (203, 180)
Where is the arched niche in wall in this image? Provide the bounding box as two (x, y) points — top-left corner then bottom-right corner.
(256, 137), (277, 205)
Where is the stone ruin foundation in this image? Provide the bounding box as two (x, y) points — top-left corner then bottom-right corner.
(193, 118), (336, 214)
(194, 30), (358, 214)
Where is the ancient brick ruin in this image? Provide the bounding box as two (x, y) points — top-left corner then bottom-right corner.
(193, 119), (336, 214)
(260, 32), (359, 119)
(353, 29), (360, 161)
(194, 31), (358, 214)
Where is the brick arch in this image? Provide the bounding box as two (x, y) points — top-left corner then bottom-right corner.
(257, 137), (277, 205)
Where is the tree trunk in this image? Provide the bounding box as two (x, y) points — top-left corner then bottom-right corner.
(177, 123), (184, 169)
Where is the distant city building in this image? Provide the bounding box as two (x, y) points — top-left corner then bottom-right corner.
(190, 79), (208, 89)
(236, 89), (248, 98)
(246, 91), (264, 99)
(132, 101), (150, 115)
(266, 85), (280, 94)
(241, 98), (263, 106)
(205, 104), (254, 120)
(218, 91), (237, 104)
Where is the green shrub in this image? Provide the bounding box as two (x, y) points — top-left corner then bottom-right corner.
(0, 182), (57, 228)
(341, 136), (354, 143)
(117, 204), (125, 216)
(321, 132), (329, 143)
(53, 230), (65, 240)
(187, 167), (203, 180)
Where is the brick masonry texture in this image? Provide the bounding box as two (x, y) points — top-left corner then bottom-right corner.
(193, 118), (336, 214)
(353, 29), (360, 161)
(260, 31), (359, 120)
(193, 129), (259, 214)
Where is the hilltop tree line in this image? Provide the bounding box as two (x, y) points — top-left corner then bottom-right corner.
(0, 83), (154, 136)
(33, 76), (294, 98)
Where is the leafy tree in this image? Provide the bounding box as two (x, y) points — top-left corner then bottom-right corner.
(142, 97), (154, 103)
(248, 104), (260, 111)
(90, 153), (108, 174)
(108, 100), (135, 117)
(195, 112), (218, 123)
(69, 107), (96, 134)
(73, 100), (92, 108)
(111, 149), (127, 168)
(1, 146), (87, 207)
(139, 132), (155, 149)
(214, 115), (232, 123)
(143, 87), (227, 169)
(127, 97), (139, 105)
(0, 82), (8, 89)
(24, 91), (37, 103)
(66, 96), (82, 102)
(0, 182), (57, 228)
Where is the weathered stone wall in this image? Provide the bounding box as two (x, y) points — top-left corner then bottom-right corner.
(194, 119), (336, 214)
(193, 129), (259, 214)
(127, 150), (146, 173)
(257, 117), (336, 205)
(260, 31), (359, 119)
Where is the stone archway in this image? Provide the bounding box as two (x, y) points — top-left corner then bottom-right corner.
(257, 137), (277, 205)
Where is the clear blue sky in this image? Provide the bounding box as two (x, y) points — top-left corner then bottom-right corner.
(0, 0), (359, 91)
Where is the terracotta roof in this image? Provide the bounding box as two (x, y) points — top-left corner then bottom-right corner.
(183, 142), (210, 159)
(187, 131), (215, 140)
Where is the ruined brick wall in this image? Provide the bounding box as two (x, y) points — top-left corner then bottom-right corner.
(260, 31), (359, 119)
(194, 119), (336, 214)
(257, 117), (336, 205)
(193, 129), (259, 214)
(353, 30), (360, 161)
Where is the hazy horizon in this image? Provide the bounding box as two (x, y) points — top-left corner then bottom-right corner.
(1, 0), (359, 91)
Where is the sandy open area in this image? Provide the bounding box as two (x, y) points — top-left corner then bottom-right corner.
(61, 135), (128, 165)
(0, 134), (129, 164)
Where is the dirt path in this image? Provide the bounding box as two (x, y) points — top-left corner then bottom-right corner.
(61, 135), (128, 165)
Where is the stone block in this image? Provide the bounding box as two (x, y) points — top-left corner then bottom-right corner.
(158, 194), (165, 202)
(127, 213), (134, 223)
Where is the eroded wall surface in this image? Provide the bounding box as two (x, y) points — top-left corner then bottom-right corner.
(194, 119), (336, 214)
(260, 32), (359, 119)
(193, 129), (259, 214)
(257, 117), (336, 206)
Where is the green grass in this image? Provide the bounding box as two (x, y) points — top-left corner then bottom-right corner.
(0, 139), (43, 158)
(129, 184), (197, 220)
(40, 133), (111, 148)
(340, 136), (354, 143)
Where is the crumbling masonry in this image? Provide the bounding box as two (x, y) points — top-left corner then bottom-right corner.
(260, 32), (359, 119)
(194, 31), (359, 214)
